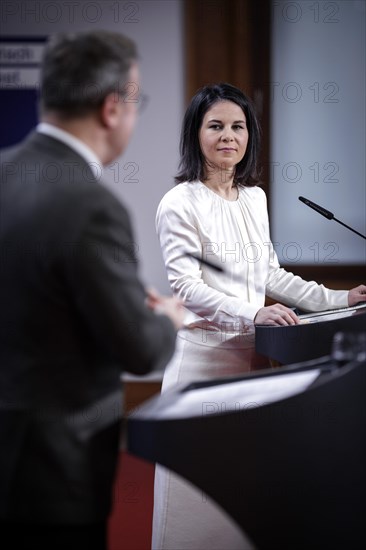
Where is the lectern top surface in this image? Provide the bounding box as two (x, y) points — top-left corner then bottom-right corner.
(130, 367), (322, 421)
(299, 303), (366, 323)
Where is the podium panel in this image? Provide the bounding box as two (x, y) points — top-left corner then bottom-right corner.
(255, 305), (366, 364)
(127, 356), (366, 549)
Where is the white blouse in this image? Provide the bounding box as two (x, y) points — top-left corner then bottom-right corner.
(156, 181), (348, 331)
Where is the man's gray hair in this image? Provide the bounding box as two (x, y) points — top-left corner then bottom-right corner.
(40, 30), (138, 117)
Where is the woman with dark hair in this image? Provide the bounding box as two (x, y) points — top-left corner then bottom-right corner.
(175, 82), (261, 186)
(152, 83), (366, 549)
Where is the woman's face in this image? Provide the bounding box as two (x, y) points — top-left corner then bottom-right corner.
(198, 100), (249, 173)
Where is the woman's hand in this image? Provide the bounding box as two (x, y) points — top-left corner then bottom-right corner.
(348, 285), (366, 307)
(254, 303), (300, 326)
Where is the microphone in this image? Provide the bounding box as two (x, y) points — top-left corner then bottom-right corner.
(298, 196), (334, 220)
(299, 196), (366, 240)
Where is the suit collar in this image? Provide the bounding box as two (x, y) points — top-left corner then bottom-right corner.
(37, 123), (103, 179)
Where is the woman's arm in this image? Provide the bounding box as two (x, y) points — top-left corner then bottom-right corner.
(156, 195), (260, 328)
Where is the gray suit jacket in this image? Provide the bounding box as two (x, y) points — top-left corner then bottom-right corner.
(0, 131), (176, 523)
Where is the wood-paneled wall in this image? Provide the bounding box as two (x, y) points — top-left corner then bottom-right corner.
(184, 0), (271, 198)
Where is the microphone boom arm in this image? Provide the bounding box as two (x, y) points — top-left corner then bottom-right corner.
(332, 217), (366, 240)
(299, 196), (366, 240)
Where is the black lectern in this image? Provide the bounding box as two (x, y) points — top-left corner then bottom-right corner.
(127, 353), (365, 549)
(255, 304), (366, 364)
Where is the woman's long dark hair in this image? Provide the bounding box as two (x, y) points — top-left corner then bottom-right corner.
(175, 83), (261, 187)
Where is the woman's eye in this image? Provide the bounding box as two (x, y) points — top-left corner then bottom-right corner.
(209, 124), (221, 130)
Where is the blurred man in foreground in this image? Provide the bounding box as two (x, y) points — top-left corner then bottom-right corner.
(0, 30), (184, 549)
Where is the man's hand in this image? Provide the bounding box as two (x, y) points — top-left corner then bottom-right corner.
(145, 288), (185, 330)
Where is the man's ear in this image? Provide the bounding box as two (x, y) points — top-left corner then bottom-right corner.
(100, 92), (122, 128)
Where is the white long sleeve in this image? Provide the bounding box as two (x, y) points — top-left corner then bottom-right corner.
(156, 181), (348, 330)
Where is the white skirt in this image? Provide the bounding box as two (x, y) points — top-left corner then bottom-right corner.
(151, 327), (266, 549)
